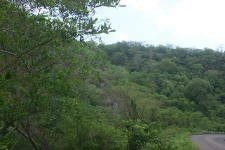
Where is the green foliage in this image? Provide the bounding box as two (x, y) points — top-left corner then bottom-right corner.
(0, 0), (127, 149)
(47, 103), (127, 150)
(10, 0), (120, 40)
(127, 121), (173, 150)
(1, 1), (225, 149)
(100, 41), (225, 149)
(163, 128), (197, 150)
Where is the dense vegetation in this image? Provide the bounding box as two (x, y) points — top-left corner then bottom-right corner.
(0, 0), (225, 149)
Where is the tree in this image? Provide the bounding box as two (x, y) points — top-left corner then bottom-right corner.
(184, 78), (214, 113)
(157, 59), (178, 74)
(0, 0), (121, 149)
(9, 0), (120, 40)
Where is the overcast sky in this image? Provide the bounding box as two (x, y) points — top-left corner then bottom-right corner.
(96, 0), (225, 50)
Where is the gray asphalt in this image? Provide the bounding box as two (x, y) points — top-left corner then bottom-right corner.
(191, 134), (225, 150)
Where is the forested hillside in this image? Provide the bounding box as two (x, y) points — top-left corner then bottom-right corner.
(99, 42), (225, 127)
(0, 0), (225, 150)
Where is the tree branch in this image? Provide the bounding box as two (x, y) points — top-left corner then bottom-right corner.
(0, 49), (17, 56)
(16, 123), (39, 150)
(0, 38), (54, 73)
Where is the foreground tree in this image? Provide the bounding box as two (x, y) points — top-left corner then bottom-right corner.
(0, 0), (121, 149)
(9, 0), (120, 40)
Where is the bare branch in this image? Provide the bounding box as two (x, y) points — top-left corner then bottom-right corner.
(16, 122), (39, 150)
(1, 27), (16, 33)
(0, 49), (17, 56)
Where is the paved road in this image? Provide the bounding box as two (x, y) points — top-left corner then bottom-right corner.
(191, 134), (225, 150)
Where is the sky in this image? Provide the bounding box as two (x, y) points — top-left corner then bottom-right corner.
(95, 0), (225, 50)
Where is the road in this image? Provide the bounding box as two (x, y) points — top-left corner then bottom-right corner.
(191, 134), (225, 150)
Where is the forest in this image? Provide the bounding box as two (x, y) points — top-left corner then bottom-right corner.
(0, 0), (225, 149)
